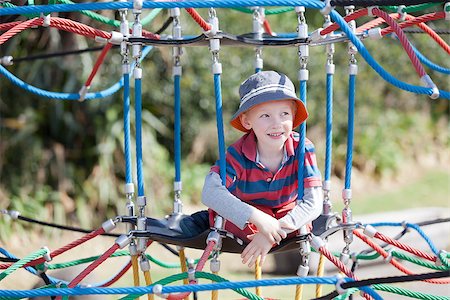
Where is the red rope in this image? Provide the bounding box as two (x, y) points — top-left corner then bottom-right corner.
(167, 240), (216, 300)
(356, 13), (399, 33)
(185, 8), (212, 32)
(101, 260), (132, 287)
(0, 18), (43, 45)
(22, 227), (106, 269)
(320, 8), (368, 36)
(372, 7), (426, 78)
(68, 243), (120, 288)
(263, 19), (274, 36)
(382, 12), (450, 55)
(51, 17), (111, 39)
(354, 230), (450, 284)
(84, 43), (112, 88)
(319, 246), (372, 300)
(374, 232), (436, 262)
(0, 21), (22, 31)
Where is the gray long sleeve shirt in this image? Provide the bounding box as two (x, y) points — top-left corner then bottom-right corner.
(202, 171), (323, 232)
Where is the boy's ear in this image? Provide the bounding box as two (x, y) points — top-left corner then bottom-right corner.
(240, 114), (252, 130)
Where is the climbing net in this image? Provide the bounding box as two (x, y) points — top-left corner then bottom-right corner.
(1, 0), (449, 299)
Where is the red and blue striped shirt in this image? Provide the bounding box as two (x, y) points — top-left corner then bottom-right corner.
(211, 130), (322, 210)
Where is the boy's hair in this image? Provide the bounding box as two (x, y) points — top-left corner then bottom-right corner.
(230, 71), (308, 132)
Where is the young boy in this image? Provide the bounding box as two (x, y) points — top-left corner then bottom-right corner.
(202, 71), (323, 268)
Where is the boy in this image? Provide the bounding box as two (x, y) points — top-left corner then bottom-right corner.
(202, 71), (323, 267)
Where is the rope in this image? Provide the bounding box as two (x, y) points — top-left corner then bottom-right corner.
(100, 260), (132, 287)
(214, 73), (226, 184)
(383, 2), (443, 13)
(321, 8), (368, 36)
(83, 43), (113, 90)
(255, 256), (262, 297)
(67, 243), (120, 288)
(135, 73), (145, 196)
(144, 270), (154, 300)
(374, 231), (437, 262)
(324, 72), (333, 182)
(329, 10), (449, 99)
(185, 8), (211, 31)
(178, 248), (190, 298)
(167, 241), (216, 300)
(174, 74), (182, 183)
(132, 255), (140, 290)
(353, 230), (450, 284)
(373, 8), (427, 78)
(123, 71), (133, 184)
(0, 18), (43, 44)
(0, 1), (325, 16)
(315, 253), (326, 297)
(0, 248), (48, 281)
(344, 73), (356, 190)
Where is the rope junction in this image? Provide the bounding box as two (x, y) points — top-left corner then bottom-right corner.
(1, 0), (449, 299)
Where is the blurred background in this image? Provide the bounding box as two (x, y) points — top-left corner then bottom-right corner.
(1, 5), (448, 245)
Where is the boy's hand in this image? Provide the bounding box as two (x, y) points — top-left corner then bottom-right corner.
(278, 219), (297, 233)
(249, 209), (286, 244)
(241, 233), (272, 268)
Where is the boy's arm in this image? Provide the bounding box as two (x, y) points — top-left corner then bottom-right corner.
(278, 186), (323, 233)
(202, 171), (254, 229)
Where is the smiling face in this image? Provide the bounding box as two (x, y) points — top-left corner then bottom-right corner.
(240, 100), (295, 153)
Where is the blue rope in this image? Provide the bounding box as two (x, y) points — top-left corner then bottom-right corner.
(344, 73), (356, 190)
(134, 74), (144, 196)
(214, 74), (226, 185)
(297, 80), (307, 199)
(0, 46), (154, 100)
(0, 276), (339, 297)
(325, 72), (333, 182)
(123, 71), (132, 184)
(369, 222), (440, 256)
(412, 43), (450, 75)
(174, 74), (182, 182)
(329, 10), (450, 100)
(0, 1), (324, 16)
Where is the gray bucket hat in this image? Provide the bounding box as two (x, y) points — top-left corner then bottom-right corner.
(230, 70), (308, 132)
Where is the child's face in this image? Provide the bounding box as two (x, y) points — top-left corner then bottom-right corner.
(240, 100), (295, 149)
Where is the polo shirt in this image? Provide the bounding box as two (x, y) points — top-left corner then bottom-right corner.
(211, 130), (322, 210)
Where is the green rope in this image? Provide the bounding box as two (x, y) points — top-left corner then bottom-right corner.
(119, 271), (263, 300)
(0, 2), (39, 18)
(0, 248), (49, 282)
(382, 2), (443, 13)
(55, 0), (162, 27)
(46, 250), (199, 270)
(392, 251), (448, 271)
(373, 284), (450, 300)
(438, 252), (450, 268)
(333, 287), (359, 300)
(231, 7), (294, 15)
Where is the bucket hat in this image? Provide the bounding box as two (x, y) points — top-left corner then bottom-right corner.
(230, 70), (308, 132)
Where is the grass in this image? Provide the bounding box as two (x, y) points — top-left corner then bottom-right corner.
(333, 170), (450, 215)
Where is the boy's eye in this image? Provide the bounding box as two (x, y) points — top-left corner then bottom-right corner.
(260, 114), (269, 118)
(281, 111), (290, 116)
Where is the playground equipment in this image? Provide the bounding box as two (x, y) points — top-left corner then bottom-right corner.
(1, 0), (449, 299)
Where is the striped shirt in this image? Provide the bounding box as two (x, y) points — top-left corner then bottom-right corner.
(211, 130), (322, 210)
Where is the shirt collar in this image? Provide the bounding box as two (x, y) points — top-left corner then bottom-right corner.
(241, 130), (295, 163)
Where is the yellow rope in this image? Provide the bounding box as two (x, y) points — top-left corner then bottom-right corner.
(315, 253), (326, 297)
(143, 270), (154, 300)
(178, 248), (189, 285)
(178, 248), (190, 300)
(255, 256), (262, 297)
(131, 254), (140, 298)
(295, 284), (304, 300)
(212, 271), (219, 300)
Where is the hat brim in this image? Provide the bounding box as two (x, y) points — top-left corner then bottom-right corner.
(230, 92), (308, 132)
